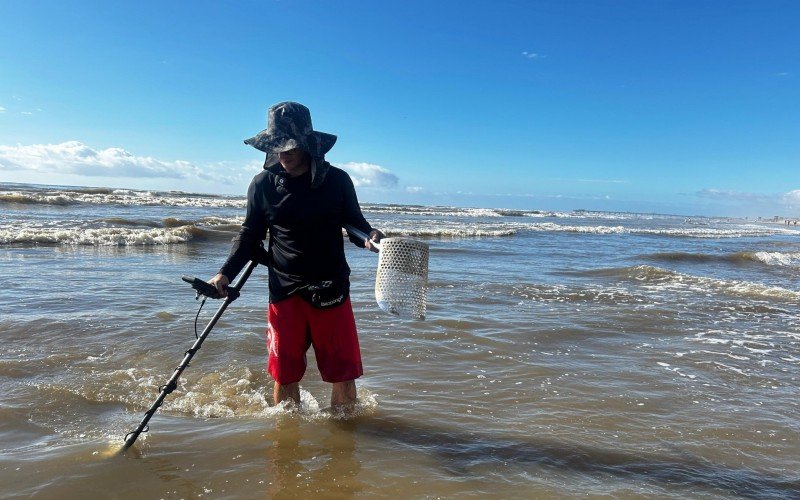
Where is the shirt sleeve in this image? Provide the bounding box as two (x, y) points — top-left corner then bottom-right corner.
(219, 177), (268, 280)
(341, 170), (373, 248)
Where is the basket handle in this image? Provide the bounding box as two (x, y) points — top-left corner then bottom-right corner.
(344, 224), (381, 252)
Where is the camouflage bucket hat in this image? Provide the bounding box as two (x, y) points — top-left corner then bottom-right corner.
(244, 101), (337, 167)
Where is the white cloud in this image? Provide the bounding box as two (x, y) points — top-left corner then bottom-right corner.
(522, 51), (545, 59)
(337, 161), (399, 189)
(697, 188), (800, 213)
(0, 142), (412, 194)
(405, 186), (425, 193)
(0, 141), (236, 183)
(0, 106), (5, 113)
(577, 178), (628, 184)
(547, 177), (629, 184)
(783, 190), (800, 205)
(20, 111), (33, 115)
(696, 188), (772, 203)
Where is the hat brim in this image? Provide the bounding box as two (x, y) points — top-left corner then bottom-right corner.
(244, 130), (337, 158)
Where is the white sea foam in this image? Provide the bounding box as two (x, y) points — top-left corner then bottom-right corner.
(613, 265), (800, 302)
(637, 226), (798, 238)
(0, 188), (246, 208)
(525, 223), (796, 238)
(163, 366), (274, 418)
(387, 227), (517, 237)
(53, 218), (784, 244)
(751, 251), (800, 267)
(361, 203), (563, 217)
(529, 223), (627, 234)
(0, 226), (201, 245)
(379, 220), (795, 239)
(199, 215), (243, 226)
(79, 363), (378, 421)
(500, 282), (642, 306)
(362, 204), (674, 220)
(3, 218), (520, 246)
(0, 213), (245, 246)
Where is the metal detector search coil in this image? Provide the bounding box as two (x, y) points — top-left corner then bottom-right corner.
(375, 237), (429, 320)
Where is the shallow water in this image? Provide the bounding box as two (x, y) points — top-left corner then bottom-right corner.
(1, 183), (799, 498)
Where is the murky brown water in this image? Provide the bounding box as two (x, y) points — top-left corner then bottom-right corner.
(1, 184), (799, 497)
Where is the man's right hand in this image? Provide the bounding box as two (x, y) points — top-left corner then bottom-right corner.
(209, 273), (230, 298)
(365, 228), (385, 252)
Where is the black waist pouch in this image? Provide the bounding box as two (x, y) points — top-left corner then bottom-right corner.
(299, 280), (350, 309)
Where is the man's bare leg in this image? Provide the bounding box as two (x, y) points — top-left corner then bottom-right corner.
(274, 382), (300, 406)
(331, 380), (357, 408)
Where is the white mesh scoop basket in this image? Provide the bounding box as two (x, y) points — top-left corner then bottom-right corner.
(375, 237), (429, 319)
(345, 227), (429, 320)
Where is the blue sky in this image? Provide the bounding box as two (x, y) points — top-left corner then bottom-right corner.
(0, 0), (797, 216)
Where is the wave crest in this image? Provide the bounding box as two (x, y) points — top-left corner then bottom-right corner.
(643, 251), (800, 267)
(577, 265), (800, 301)
(0, 187), (246, 208)
(0, 225), (214, 246)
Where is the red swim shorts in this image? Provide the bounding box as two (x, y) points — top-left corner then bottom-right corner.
(266, 294), (363, 384)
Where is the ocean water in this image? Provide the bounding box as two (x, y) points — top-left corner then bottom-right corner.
(1, 182), (798, 498)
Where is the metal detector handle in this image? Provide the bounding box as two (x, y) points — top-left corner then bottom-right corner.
(344, 224), (381, 253)
(182, 276), (221, 299)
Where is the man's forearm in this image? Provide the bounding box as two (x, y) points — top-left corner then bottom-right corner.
(219, 234), (262, 280)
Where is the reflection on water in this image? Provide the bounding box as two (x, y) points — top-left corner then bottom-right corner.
(349, 414), (799, 499)
(266, 416), (362, 498)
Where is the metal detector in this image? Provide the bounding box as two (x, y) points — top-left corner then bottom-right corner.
(118, 251), (265, 454)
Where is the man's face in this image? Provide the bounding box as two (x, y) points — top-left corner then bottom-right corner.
(278, 148), (310, 176)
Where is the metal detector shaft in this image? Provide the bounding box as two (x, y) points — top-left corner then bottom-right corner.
(119, 259), (259, 453)
(344, 224), (380, 252)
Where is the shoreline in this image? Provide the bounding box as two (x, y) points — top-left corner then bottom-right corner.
(757, 217), (800, 228)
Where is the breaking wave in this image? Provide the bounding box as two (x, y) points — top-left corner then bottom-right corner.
(529, 223), (627, 235)
(643, 251), (800, 267)
(749, 251), (800, 267)
(361, 204), (563, 218)
(0, 215), (242, 246)
(382, 227), (517, 238)
(0, 217), (520, 246)
(637, 226), (798, 238)
(525, 223), (797, 238)
(1, 225), (208, 246)
(0, 186), (246, 208)
(0, 192), (78, 206)
(360, 204), (699, 221)
(572, 265), (800, 302)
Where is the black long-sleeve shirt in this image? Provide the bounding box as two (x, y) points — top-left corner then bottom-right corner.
(219, 162), (372, 302)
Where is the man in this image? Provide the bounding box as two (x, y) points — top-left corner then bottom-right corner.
(209, 101), (383, 409)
